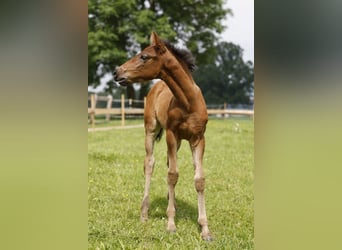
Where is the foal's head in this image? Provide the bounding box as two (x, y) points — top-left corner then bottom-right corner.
(114, 32), (166, 86)
(114, 32), (195, 86)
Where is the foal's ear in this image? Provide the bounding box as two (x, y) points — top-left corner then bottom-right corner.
(150, 32), (166, 54)
(150, 32), (162, 46)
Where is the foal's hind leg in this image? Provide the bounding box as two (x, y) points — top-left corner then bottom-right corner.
(190, 137), (212, 240)
(141, 126), (160, 221)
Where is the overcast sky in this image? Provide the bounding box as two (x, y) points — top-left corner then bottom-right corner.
(221, 0), (254, 63)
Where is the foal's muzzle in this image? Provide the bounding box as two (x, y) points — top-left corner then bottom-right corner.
(113, 66), (128, 86)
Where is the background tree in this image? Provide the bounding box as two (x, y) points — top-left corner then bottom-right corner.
(194, 42), (254, 105)
(88, 0), (230, 98)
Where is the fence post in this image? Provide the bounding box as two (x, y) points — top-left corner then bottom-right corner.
(106, 94), (113, 121)
(90, 94), (96, 128)
(121, 94), (125, 127)
(223, 102), (228, 118)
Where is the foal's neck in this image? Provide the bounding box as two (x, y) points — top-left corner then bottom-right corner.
(160, 54), (200, 111)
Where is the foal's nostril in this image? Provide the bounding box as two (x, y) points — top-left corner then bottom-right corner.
(113, 66), (119, 80)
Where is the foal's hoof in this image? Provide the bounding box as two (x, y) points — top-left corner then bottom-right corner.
(202, 235), (213, 241)
(201, 232), (213, 241)
(140, 215), (148, 222)
(167, 223), (177, 233)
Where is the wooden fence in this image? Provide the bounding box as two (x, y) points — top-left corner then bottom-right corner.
(88, 94), (253, 127)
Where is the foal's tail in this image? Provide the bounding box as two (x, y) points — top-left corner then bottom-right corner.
(155, 128), (164, 142)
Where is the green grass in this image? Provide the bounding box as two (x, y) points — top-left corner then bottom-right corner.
(88, 119), (254, 249)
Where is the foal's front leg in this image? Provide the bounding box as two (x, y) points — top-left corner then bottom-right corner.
(141, 130), (156, 221)
(166, 130), (179, 232)
(191, 137), (212, 240)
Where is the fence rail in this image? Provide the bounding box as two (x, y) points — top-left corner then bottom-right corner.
(88, 94), (253, 127)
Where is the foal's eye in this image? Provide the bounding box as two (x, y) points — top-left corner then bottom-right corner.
(140, 54), (149, 61)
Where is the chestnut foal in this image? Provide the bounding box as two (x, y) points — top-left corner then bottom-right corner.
(114, 32), (211, 240)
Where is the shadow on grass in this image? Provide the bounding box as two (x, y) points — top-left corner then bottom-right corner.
(149, 196), (198, 225)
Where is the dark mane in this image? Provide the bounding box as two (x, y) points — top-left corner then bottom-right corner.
(163, 40), (196, 72)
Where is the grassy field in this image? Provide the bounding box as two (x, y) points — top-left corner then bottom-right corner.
(88, 118), (254, 249)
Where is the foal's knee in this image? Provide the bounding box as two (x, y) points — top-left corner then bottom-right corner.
(167, 172), (179, 186)
(195, 177), (205, 192)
